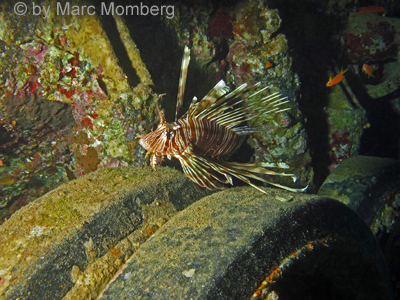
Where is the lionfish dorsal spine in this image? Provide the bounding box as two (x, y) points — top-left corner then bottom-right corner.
(246, 84), (268, 98)
(187, 96), (198, 112)
(194, 87), (246, 121)
(185, 80), (230, 118)
(175, 46), (191, 121)
(204, 80), (229, 98)
(198, 80), (230, 106)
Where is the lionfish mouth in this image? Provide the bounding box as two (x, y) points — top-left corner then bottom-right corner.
(137, 46), (308, 201)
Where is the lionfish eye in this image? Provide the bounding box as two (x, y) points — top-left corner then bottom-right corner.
(166, 132), (172, 139)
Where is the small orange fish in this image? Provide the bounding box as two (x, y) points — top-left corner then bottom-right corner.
(265, 61), (272, 69)
(362, 64), (374, 78)
(326, 69), (348, 87)
(356, 6), (386, 16)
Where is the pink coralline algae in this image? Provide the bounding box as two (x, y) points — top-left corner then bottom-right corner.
(329, 131), (353, 171)
(97, 63), (104, 76)
(34, 45), (48, 62)
(225, 39), (250, 85)
(22, 42), (43, 57)
(276, 112), (290, 127)
(21, 42), (48, 63)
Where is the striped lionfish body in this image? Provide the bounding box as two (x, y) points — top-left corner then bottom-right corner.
(137, 46), (307, 199)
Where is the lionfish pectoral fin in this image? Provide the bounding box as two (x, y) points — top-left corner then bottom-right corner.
(229, 163), (303, 186)
(215, 166), (297, 202)
(200, 157), (308, 200)
(242, 181), (293, 202)
(176, 148), (229, 190)
(176, 147), (307, 201)
(218, 160), (309, 193)
(224, 173), (233, 185)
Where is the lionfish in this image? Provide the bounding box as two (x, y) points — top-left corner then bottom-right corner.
(137, 46), (307, 200)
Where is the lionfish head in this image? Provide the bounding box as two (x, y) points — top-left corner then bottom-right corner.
(137, 123), (169, 151)
(137, 93), (171, 152)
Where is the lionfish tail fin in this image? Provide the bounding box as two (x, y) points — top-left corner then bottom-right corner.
(176, 46), (191, 121)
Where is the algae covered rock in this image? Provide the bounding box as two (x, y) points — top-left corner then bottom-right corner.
(0, 164), (393, 299)
(100, 187), (392, 300)
(0, 166), (209, 299)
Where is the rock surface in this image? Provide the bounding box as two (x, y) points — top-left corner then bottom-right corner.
(318, 155), (400, 226)
(318, 155), (400, 299)
(99, 186), (392, 300)
(0, 166), (209, 300)
(0, 164), (394, 299)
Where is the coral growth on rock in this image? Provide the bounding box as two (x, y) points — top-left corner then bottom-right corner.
(344, 14), (399, 64)
(0, 3), (156, 221)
